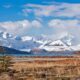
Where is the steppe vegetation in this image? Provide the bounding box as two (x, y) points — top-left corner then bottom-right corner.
(0, 55), (80, 80)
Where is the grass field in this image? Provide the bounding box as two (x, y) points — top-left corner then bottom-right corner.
(0, 56), (80, 80)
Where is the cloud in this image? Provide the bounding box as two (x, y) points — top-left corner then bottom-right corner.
(22, 3), (80, 18)
(23, 4), (55, 17)
(48, 19), (80, 43)
(48, 19), (80, 34)
(0, 20), (42, 35)
(32, 20), (42, 28)
(48, 19), (79, 28)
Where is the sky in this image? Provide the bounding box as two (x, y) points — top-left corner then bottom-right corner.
(0, 0), (80, 42)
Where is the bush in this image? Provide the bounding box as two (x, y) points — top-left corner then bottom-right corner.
(0, 56), (12, 72)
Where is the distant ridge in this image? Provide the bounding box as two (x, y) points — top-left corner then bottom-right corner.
(0, 46), (30, 56)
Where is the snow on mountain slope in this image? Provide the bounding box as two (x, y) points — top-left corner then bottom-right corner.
(0, 31), (80, 52)
(40, 46), (71, 52)
(0, 32), (42, 51)
(21, 36), (33, 42)
(61, 33), (75, 46)
(49, 40), (66, 46)
(39, 40), (72, 51)
(0, 31), (13, 39)
(71, 45), (80, 51)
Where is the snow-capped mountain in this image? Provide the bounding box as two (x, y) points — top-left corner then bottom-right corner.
(0, 31), (13, 39)
(0, 31), (80, 52)
(49, 40), (66, 46)
(39, 40), (72, 52)
(60, 33), (74, 46)
(0, 32), (42, 52)
(39, 33), (80, 52)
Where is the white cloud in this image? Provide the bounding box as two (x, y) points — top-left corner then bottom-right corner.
(32, 20), (42, 28)
(48, 19), (80, 43)
(23, 3), (80, 18)
(23, 4), (55, 17)
(0, 20), (42, 35)
(49, 19), (79, 28)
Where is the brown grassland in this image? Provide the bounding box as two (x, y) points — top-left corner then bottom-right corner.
(0, 52), (80, 80)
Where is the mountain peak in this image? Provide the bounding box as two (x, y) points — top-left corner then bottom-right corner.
(49, 40), (66, 46)
(60, 33), (74, 46)
(0, 31), (80, 52)
(0, 31), (13, 39)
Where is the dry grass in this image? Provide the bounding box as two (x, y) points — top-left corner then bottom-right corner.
(11, 56), (80, 70)
(0, 56), (80, 80)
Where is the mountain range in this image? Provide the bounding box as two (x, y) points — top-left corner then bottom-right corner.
(0, 31), (80, 54)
